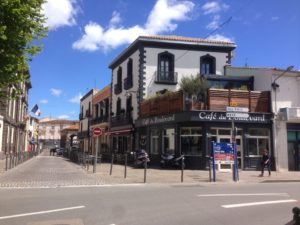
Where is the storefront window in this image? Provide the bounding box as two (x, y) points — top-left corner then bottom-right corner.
(180, 127), (202, 156)
(150, 129), (159, 154)
(163, 128), (175, 154)
(246, 128), (270, 156)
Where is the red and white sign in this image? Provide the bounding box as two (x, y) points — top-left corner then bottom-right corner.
(93, 127), (103, 136)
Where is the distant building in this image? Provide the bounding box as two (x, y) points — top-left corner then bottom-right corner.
(60, 122), (79, 150)
(91, 85), (110, 159)
(25, 116), (39, 153)
(78, 89), (98, 153)
(0, 74), (31, 158)
(39, 118), (78, 148)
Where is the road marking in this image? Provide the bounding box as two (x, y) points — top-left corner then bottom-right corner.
(222, 199), (297, 208)
(0, 205), (85, 220)
(198, 193), (289, 197)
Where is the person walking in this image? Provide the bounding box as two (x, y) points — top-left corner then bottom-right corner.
(260, 149), (271, 176)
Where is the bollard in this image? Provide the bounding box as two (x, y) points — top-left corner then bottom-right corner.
(181, 155), (185, 183)
(144, 160), (147, 183)
(87, 154), (90, 171)
(9, 153), (12, 169)
(5, 153), (8, 171)
(124, 153), (127, 179)
(209, 157), (212, 182)
(293, 207), (300, 225)
(110, 154), (114, 175)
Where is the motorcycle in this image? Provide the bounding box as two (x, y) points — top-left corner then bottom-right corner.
(132, 149), (150, 167)
(160, 153), (185, 168)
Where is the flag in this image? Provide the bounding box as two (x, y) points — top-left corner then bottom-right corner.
(31, 104), (41, 117)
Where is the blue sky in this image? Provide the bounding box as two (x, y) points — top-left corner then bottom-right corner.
(28, 0), (300, 120)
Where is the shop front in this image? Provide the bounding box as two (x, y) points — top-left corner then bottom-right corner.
(135, 111), (273, 170)
(287, 124), (300, 171)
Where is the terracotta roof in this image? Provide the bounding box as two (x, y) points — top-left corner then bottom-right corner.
(62, 123), (79, 131)
(139, 35), (235, 45)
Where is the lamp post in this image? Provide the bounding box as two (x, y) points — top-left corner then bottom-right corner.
(271, 65), (294, 172)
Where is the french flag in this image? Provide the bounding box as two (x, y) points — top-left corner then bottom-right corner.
(31, 104), (41, 117)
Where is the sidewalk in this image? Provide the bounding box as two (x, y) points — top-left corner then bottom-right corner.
(84, 161), (300, 185)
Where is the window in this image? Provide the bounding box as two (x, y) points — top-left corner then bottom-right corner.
(114, 67), (122, 94)
(163, 128), (175, 154)
(126, 95), (132, 114)
(116, 98), (121, 115)
(150, 129), (160, 154)
(124, 58), (133, 90)
(246, 128), (270, 156)
(180, 127), (203, 156)
(157, 52), (176, 83)
(200, 55), (216, 75)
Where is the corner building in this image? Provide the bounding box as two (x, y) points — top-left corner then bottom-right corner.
(109, 36), (273, 170)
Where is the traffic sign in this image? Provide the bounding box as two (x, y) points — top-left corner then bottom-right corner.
(93, 127), (103, 136)
(226, 112), (249, 118)
(226, 107), (249, 112)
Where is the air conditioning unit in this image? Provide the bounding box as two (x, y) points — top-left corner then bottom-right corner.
(280, 107), (300, 121)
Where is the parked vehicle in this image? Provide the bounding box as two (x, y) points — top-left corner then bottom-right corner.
(160, 152), (185, 168)
(56, 148), (65, 156)
(132, 149), (150, 167)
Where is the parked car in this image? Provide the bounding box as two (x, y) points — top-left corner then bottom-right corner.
(56, 148), (65, 156)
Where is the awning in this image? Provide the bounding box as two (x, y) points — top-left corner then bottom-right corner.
(107, 128), (133, 135)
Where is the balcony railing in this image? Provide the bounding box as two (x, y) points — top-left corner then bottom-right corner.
(155, 71), (178, 84)
(111, 113), (132, 127)
(114, 83), (122, 95)
(139, 89), (271, 118)
(124, 77), (133, 90)
(91, 116), (108, 125)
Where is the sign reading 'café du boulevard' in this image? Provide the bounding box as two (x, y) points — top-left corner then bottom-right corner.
(139, 114), (176, 126)
(135, 111), (272, 127)
(192, 111), (272, 123)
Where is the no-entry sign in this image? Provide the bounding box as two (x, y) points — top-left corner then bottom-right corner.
(93, 127), (103, 136)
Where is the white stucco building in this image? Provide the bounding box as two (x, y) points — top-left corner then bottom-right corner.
(225, 66), (300, 171)
(78, 89), (98, 153)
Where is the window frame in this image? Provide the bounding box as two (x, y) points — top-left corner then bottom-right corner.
(200, 54), (216, 75)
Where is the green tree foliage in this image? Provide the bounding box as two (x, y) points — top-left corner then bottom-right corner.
(179, 75), (208, 101)
(0, 0), (47, 97)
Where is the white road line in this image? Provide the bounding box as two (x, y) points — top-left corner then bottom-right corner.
(198, 193), (289, 197)
(222, 199), (297, 208)
(0, 205), (85, 220)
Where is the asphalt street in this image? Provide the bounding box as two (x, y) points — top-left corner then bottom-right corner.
(0, 152), (299, 225)
(0, 182), (299, 225)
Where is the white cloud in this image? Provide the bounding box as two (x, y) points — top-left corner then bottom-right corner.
(58, 115), (70, 119)
(202, 2), (229, 15)
(207, 34), (234, 42)
(271, 16), (279, 21)
(40, 99), (48, 104)
(42, 0), (79, 30)
(109, 11), (122, 28)
(69, 93), (82, 104)
(50, 88), (63, 97)
(206, 15), (220, 30)
(73, 0), (195, 52)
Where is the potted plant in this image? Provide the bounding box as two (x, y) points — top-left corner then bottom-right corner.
(180, 74), (208, 110)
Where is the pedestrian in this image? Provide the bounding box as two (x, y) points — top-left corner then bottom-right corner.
(260, 149), (271, 176)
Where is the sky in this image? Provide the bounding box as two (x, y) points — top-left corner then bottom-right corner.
(28, 0), (300, 120)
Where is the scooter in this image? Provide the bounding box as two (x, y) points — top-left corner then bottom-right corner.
(132, 149), (150, 167)
(160, 153), (185, 168)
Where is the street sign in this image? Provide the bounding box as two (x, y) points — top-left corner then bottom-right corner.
(226, 106), (249, 112)
(93, 127), (103, 136)
(226, 112), (249, 118)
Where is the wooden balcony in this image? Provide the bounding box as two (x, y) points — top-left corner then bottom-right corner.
(139, 89), (271, 118)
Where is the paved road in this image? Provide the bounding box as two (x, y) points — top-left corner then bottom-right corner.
(0, 151), (105, 187)
(0, 183), (299, 225)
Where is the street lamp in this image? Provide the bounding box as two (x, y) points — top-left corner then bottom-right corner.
(271, 65), (294, 90)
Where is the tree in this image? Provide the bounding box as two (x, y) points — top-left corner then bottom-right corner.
(0, 0), (47, 97)
(180, 75), (208, 109)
